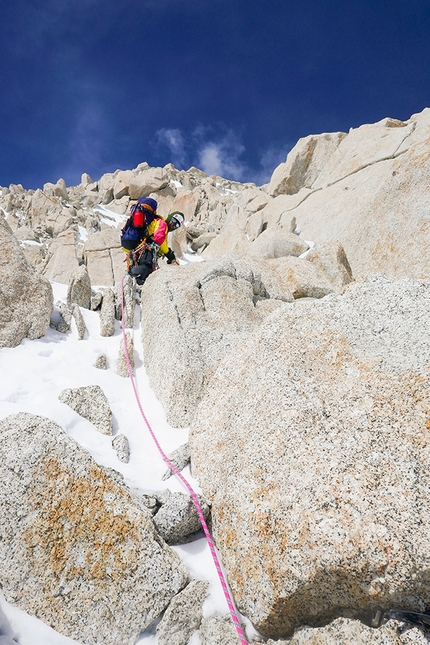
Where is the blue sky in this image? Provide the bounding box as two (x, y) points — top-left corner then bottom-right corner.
(1, 0), (430, 190)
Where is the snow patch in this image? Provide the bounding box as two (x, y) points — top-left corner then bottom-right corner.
(0, 279), (256, 645)
(299, 239), (315, 259)
(93, 205), (126, 228)
(77, 226), (88, 242)
(19, 240), (41, 247)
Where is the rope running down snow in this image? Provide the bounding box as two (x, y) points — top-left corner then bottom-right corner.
(120, 276), (248, 645)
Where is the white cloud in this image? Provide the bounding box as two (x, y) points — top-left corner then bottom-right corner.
(155, 128), (186, 168)
(154, 123), (293, 186)
(154, 124), (248, 180)
(195, 128), (247, 181)
(64, 101), (111, 183)
(198, 143), (223, 176)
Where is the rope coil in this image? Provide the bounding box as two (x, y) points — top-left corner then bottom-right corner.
(120, 276), (248, 645)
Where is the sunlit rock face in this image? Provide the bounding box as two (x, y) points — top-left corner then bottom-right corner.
(0, 216), (53, 348)
(0, 412), (189, 645)
(189, 275), (430, 638)
(3, 108), (430, 286)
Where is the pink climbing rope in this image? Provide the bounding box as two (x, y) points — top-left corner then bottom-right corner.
(120, 276), (248, 645)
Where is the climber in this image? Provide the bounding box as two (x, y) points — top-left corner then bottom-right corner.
(121, 197), (184, 287)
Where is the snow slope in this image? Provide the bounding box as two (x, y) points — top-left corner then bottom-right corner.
(0, 282), (257, 645)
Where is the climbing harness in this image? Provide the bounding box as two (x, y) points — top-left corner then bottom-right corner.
(123, 240), (160, 274)
(120, 276), (248, 645)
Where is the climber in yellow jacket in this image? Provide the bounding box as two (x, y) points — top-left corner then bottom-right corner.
(121, 197), (184, 286)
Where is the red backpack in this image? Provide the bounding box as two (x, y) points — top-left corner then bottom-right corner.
(120, 204), (148, 251)
(129, 203), (146, 228)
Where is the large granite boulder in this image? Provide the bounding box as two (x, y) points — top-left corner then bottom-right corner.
(248, 225), (309, 259)
(250, 254), (338, 299)
(0, 412), (188, 645)
(113, 169), (134, 200)
(83, 228), (125, 286)
(42, 230), (81, 284)
(284, 616), (429, 645)
(129, 167), (169, 199)
(0, 217), (53, 348)
(43, 178), (68, 201)
(141, 257), (266, 427)
(267, 131), (347, 196)
(305, 239), (354, 292)
(200, 222), (249, 260)
(189, 275), (430, 638)
(140, 246), (355, 427)
(171, 190), (199, 221)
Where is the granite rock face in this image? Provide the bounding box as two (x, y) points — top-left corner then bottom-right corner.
(0, 216), (53, 348)
(156, 579), (209, 645)
(267, 131), (347, 196)
(270, 110), (430, 280)
(284, 616), (429, 645)
(3, 108), (430, 287)
(83, 228), (125, 287)
(248, 225), (310, 259)
(189, 275), (430, 638)
(58, 384), (113, 435)
(67, 264), (91, 309)
(140, 257), (265, 427)
(305, 239), (354, 292)
(141, 250), (353, 427)
(0, 412), (188, 645)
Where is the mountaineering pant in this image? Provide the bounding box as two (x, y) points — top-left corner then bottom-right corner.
(129, 248), (154, 285)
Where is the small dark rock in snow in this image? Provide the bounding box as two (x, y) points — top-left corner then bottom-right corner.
(199, 615), (241, 645)
(112, 434), (130, 463)
(58, 384), (113, 435)
(161, 443), (191, 481)
(153, 489), (210, 545)
(93, 353), (108, 369)
(156, 579), (209, 645)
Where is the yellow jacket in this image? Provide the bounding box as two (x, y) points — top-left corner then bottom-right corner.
(147, 217), (169, 256)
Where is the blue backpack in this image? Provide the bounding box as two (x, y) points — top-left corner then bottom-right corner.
(121, 204), (148, 251)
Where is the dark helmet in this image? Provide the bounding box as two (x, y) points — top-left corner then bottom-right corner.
(137, 197), (158, 213)
(166, 211), (184, 231)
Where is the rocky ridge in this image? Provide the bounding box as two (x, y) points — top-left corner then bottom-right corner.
(1, 108), (430, 295)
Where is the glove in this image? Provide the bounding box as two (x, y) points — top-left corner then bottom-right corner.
(165, 248), (176, 264)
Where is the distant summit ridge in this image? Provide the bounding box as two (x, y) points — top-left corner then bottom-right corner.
(1, 107), (430, 289)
